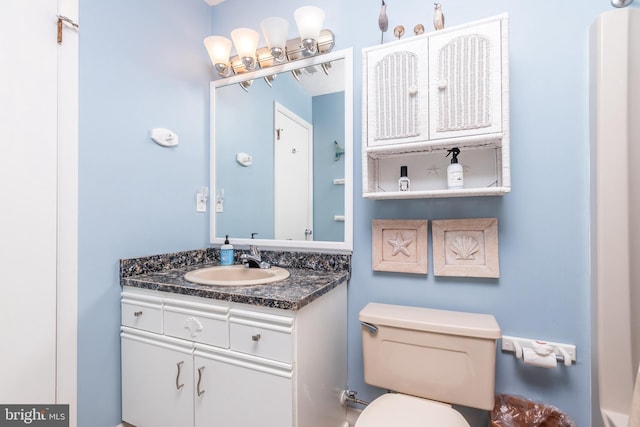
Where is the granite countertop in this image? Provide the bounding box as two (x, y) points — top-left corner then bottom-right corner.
(120, 248), (351, 311)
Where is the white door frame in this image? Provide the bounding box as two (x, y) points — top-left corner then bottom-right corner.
(57, 0), (79, 423)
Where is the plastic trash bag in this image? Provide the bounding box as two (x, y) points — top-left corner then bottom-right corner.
(490, 394), (576, 427)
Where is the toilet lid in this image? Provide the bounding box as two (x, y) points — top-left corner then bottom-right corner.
(355, 394), (470, 427)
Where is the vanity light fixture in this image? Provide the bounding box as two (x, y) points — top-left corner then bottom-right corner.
(260, 17), (289, 62)
(294, 6), (325, 55)
(230, 27), (260, 71)
(263, 74), (277, 87)
(204, 6), (335, 80)
(320, 61), (331, 75)
(238, 79), (253, 92)
(290, 68), (302, 81)
(203, 35), (233, 77)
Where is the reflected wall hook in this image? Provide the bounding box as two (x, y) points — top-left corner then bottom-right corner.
(334, 141), (345, 161)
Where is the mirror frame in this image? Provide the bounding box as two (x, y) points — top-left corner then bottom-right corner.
(210, 48), (353, 253)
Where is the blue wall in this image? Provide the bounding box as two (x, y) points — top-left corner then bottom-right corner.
(313, 92), (345, 242)
(77, 0), (640, 425)
(78, 1), (211, 425)
(209, 1), (635, 426)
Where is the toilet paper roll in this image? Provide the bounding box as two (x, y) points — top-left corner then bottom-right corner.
(522, 347), (557, 368)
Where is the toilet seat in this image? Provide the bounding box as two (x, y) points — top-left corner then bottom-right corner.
(354, 393), (470, 427)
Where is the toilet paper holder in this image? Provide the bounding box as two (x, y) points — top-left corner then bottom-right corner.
(502, 335), (576, 367)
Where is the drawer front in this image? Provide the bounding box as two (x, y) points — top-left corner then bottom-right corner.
(163, 307), (228, 348)
(122, 300), (162, 333)
(229, 318), (292, 363)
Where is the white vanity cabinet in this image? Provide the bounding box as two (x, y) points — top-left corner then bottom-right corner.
(362, 14), (510, 199)
(121, 282), (347, 427)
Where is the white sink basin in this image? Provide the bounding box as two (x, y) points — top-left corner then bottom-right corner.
(184, 265), (290, 286)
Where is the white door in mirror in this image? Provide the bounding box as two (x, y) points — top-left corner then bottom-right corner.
(151, 128), (179, 147)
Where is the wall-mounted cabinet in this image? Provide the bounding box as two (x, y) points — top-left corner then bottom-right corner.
(362, 14), (510, 199)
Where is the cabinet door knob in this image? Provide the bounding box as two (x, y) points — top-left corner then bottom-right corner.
(252, 333), (261, 342)
(133, 311), (143, 317)
(176, 361), (185, 390)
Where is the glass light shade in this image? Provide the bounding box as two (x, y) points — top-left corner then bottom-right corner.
(203, 36), (232, 67)
(261, 17), (289, 51)
(294, 6), (325, 42)
(230, 28), (260, 63)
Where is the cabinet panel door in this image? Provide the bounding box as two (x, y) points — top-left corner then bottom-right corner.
(428, 19), (504, 139)
(364, 37), (429, 147)
(121, 333), (194, 427)
(194, 354), (292, 427)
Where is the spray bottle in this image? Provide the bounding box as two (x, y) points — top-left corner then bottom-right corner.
(446, 147), (464, 189)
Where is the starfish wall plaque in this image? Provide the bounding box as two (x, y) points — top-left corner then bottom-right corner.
(372, 219), (428, 274)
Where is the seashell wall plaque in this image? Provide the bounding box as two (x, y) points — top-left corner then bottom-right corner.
(432, 218), (499, 278)
(372, 219), (428, 274)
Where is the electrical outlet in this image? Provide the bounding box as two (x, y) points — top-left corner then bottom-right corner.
(215, 199), (223, 213)
(196, 193), (207, 213)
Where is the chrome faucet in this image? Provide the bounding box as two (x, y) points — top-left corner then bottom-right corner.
(240, 238), (271, 269)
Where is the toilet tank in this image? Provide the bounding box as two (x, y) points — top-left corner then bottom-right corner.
(359, 303), (501, 411)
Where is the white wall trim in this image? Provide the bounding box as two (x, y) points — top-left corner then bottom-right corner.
(56, 0), (79, 426)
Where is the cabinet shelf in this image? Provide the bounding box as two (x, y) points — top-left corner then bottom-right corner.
(363, 186), (511, 200)
(364, 133), (503, 158)
(363, 137), (510, 198)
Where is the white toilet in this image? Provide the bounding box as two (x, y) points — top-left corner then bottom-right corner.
(356, 303), (502, 426)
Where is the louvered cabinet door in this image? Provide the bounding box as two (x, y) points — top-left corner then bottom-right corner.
(363, 37), (429, 147)
(428, 19), (505, 140)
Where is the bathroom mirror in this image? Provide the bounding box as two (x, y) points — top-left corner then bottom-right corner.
(210, 48), (353, 253)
